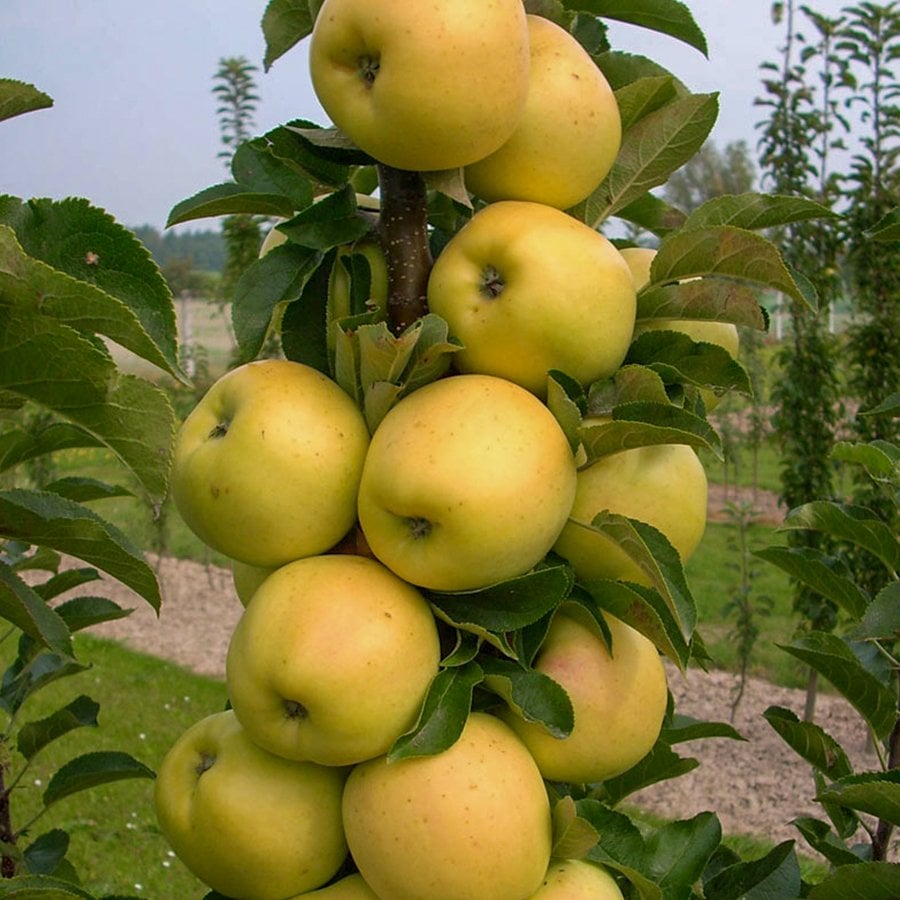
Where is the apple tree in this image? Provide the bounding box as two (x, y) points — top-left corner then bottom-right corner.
(0, 79), (181, 886)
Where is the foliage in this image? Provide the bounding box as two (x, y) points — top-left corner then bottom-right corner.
(756, 395), (900, 881)
(0, 80), (180, 889)
(663, 139), (757, 213)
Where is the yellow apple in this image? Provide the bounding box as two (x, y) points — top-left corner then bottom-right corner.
(154, 710), (347, 900)
(259, 222), (288, 256)
(309, 0), (530, 171)
(529, 859), (625, 898)
(226, 554), (440, 766)
(427, 201), (636, 397)
(342, 712), (552, 900)
(620, 246), (741, 410)
(230, 558), (277, 607)
(171, 359), (370, 568)
(465, 15), (621, 209)
(499, 606), (668, 783)
(356, 374), (577, 591)
(553, 438), (708, 585)
(297, 874), (379, 898)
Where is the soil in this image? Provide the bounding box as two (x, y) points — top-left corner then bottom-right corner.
(83, 486), (895, 860)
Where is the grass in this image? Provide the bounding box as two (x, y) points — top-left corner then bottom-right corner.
(1, 633), (225, 896)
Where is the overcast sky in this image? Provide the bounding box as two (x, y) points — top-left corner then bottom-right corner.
(1, 0), (850, 231)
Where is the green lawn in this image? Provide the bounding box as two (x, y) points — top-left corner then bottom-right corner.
(3, 634), (225, 896)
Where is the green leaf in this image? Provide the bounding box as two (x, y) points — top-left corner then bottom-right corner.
(29, 568), (100, 603)
(17, 695), (100, 760)
(613, 193), (687, 237)
(0, 306), (175, 502)
(0, 562), (72, 656)
(231, 139), (314, 208)
(860, 393), (900, 418)
(428, 565), (574, 639)
(762, 706), (853, 780)
(866, 206), (900, 241)
(551, 795), (600, 859)
(832, 439), (899, 484)
(853, 582), (900, 641)
(683, 193), (836, 231)
(582, 512), (696, 637)
(588, 364), (671, 411)
(662, 713), (744, 744)
(644, 812), (722, 892)
(280, 248), (333, 374)
(651, 225), (815, 309)
(579, 402), (722, 463)
(627, 330), (753, 396)
(780, 501), (899, 574)
(166, 182), (297, 227)
(0, 874), (95, 898)
(481, 657), (574, 739)
(636, 279), (767, 330)
(262, 0), (322, 70)
(792, 817), (864, 868)
(807, 861), (900, 899)
(0, 198), (181, 378)
(0, 227), (180, 382)
(816, 772), (900, 827)
(0, 489), (161, 612)
(278, 186), (373, 251)
(753, 546), (870, 619)
(568, 0), (707, 55)
(583, 579), (692, 670)
(778, 633), (896, 739)
(268, 121), (356, 188)
(388, 662), (483, 761)
(0, 78), (53, 123)
(1, 652), (89, 716)
(42, 751), (155, 808)
(41, 477), (132, 504)
(23, 829), (69, 876)
(232, 243), (322, 364)
(546, 372), (585, 454)
(581, 92), (718, 227)
(53, 595), (132, 633)
(593, 51), (687, 92)
(615, 76), (679, 131)
(596, 741), (700, 806)
(704, 840), (801, 900)
(0, 422), (102, 475)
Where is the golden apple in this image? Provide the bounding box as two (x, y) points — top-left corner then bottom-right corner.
(154, 710), (347, 900)
(356, 374), (577, 591)
(171, 359), (370, 568)
(465, 15), (621, 209)
(553, 439), (708, 585)
(499, 606), (668, 783)
(309, 0), (530, 171)
(342, 712), (552, 900)
(529, 859), (625, 898)
(226, 554), (440, 766)
(298, 874), (379, 898)
(427, 201), (636, 397)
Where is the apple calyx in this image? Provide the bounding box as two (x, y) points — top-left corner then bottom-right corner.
(195, 752), (216, 777)
(284, 699), (309, 721)
(358, 55), (380, 87)
(208, 421), (229, 440)
(406, 516), (433, 540)
(480, 265), (505, 299)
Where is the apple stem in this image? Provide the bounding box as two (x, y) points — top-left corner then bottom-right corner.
(375, 164), (432, 335)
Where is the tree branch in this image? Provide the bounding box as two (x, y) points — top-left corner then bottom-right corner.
(375, 164), (432, 335)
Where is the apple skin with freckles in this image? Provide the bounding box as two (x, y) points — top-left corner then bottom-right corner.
(528, 858), (625, 898)
(153, 709), (348, 900)
(309, 0), (531, 172)
(170, 359), (370, 568)
(226, 554), (441, 767)
(356, 374), (578, 591)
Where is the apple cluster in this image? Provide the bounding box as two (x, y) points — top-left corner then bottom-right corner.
(153, 2), (737, 898)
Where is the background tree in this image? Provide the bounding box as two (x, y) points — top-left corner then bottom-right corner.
(213, 56), (264, 306)
(756, 0), (845, 720)
(837, 1), (900, 597)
